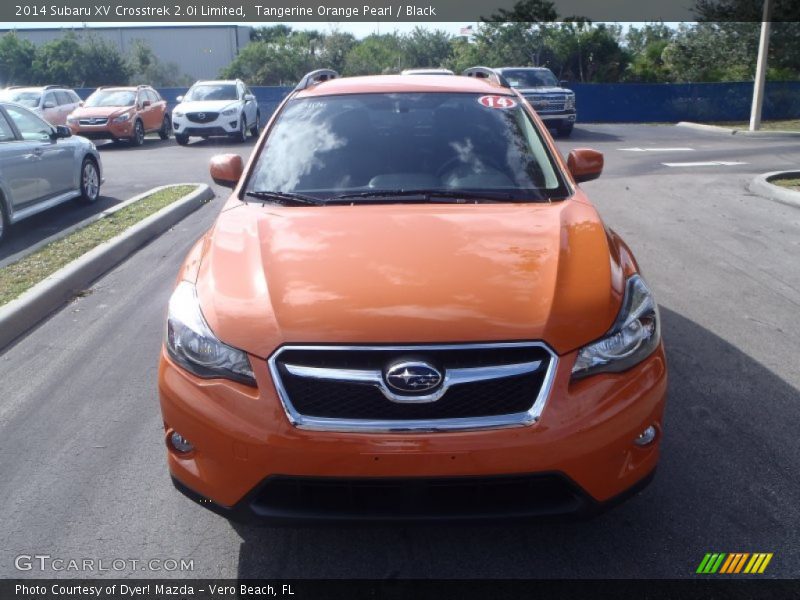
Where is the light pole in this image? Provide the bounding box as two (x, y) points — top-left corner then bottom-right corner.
(749, 0), (772, 131)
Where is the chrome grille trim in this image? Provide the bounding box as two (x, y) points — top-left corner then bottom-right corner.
(267, 342), (559, 433)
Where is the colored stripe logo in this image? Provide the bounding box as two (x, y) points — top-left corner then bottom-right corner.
(696, 553), (773, 574)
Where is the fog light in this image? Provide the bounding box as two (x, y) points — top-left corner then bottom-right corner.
(634, 425), (657, 447)
(170, 431), (194, 453)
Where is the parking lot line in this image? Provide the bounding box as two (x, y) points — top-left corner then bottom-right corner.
(662, 161), (748, 167)
(619, 147), (695, 152)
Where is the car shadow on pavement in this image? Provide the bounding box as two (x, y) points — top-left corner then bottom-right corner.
(94, 138), (172, 152)
(559, 127), (624, 143)
(0, 195), (121, 267)
(230, 307), (800, 578)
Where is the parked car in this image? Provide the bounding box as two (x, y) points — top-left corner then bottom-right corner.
(0, 86), (82, 126)
(171, 79), (260, 146)
(492, 67), (577, 137)
(66, 85), (170, 145)
(401, 68), (455, 75)
(0, 102), (102, 244)
(159, 68), (666, 522)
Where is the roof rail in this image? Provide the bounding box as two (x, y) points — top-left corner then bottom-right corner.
(43, 84), (66, 90)
(462, 67), (510, 88)
(294, 69), (339, 92)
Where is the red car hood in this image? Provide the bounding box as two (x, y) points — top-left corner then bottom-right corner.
(196, 199), (625, 358)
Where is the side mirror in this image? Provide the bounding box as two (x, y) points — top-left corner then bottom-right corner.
(141, 100), (151, 108)
(43, 101), (56, 109)
(244, 94), (256, 102)
(52, 125), (72, 139)
(567, 148), (603, 183)
(78, 101), (84, 107)
(209, 154), (244, 188)
(175, 95), (184, 103)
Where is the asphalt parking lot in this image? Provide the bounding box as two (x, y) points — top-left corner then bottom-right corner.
(1, 124), (799, 578)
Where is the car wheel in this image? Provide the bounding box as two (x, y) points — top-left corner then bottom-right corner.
(250, 111), (261, 137)
(130, 120), (145, 146)
(235, 117), (247, 143)
(175, 133), (189, 146)
(557, 123), (574, 138)
(159, 115), (171, 140)
(0, 198), (9, 245)
(78, 157), (101, 203)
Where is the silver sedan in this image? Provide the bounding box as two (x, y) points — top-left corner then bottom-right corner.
(0, 102), (102, 244)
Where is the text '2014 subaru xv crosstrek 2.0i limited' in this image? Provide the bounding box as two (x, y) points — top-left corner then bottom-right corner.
(158, 68), (667, 523)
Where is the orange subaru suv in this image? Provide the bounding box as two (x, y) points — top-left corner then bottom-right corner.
(159, 68), (667, 522)
(67, 85), (170, 145)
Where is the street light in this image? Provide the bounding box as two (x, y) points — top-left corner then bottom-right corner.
(749, 0), (772, 131)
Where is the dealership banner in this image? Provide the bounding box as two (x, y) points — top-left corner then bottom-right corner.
(4, 579), (800, 600)
(1, 0), (788, 23)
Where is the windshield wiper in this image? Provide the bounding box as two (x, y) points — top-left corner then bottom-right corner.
(328, 189), (535, 204)
(245, 190), (326, 206)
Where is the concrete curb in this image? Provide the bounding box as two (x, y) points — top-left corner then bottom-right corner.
(0, 183), (214, 351)
(748, 171), (800, 209)
(677, 121), (800, 138)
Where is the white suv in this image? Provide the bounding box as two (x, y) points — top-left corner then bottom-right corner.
(172, 79), (260, 145)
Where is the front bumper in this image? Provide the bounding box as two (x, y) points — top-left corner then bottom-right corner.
(158, 344), (667, 522)
(68, 121), (134, 140)
(172, 114), (240, 137)
(537, 110), (577, 125)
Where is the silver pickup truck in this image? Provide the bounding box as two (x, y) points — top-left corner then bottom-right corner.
(494, 67), (576, 137)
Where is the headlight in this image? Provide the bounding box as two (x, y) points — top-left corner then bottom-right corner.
(166, 281), (256, 386)
(221, 106), (238, 116)
(112, 113), (131, 123)
(571, 274), (660, 379)
(66, 116), (77, 123)
(564, 94), (576, 110)
(173, 110), (184, 117)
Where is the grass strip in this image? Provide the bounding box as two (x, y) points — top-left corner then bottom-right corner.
(0, 185), (195, 306)
(771, 177), (800, 191)
(707, 119), (800, 132)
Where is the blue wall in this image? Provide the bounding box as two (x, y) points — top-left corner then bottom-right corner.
(76, 81), (800, 124)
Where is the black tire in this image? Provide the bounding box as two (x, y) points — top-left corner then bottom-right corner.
(78, 157), (101, 204)
(0, 198), (9, 245)
(557, 123), (574, 138)
(130, 119), (145, 146)
(233, 117), (247, 143)
(250, 111), (261, 137)
(159, 115), (171, 140)
(175, 133), (189, 146)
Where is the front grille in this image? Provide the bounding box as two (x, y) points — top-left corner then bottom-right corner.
(79, 117), (108, 125)
(251, 474), (583, 519)
(525, 95), (566, 112)
(186, 112), (218, 123)
(269, 343), (556, 431)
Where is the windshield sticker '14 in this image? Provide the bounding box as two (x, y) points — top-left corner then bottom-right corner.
(478, 95), (517, 109)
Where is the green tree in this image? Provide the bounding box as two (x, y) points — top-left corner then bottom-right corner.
(318, 31), (357, 74)
(400, 27), (453, 69)
(0, 32), (36, 85)
(79, 34), (130, 86)
(128, 39), (191, 86)
(31, 32), (84, 85)
(343, 34), (404, 75)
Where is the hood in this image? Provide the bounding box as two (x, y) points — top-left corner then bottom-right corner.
(176, 100), (239, 113)
(196, 199), (625, 358)
(517, 86), (571, 95)
(71, 105), (131, 119)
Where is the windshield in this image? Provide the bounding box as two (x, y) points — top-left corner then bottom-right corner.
(246, 93), (566, 203)
(1, 91), (41, 108)
(502, 69), (559, 88)
(184, 84), (238, 102)
(85, 90), (135, 107)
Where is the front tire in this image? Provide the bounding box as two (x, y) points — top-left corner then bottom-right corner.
(159, 115), (171, 140)
(233, 117), (247, 143)
(557, 122), (574, 138)
(250, 111), (261, 137)
(78, 157), (100, 204)
(175, 133), (189, 146)
(130, 119), (145, 146)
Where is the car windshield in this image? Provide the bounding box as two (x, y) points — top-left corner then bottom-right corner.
(246, 92), (566, 203)
(184, 84), (238, 102)
(2, 90), (41, 108)
(502, 70), (559, 88)
(85, 90), (136, 107)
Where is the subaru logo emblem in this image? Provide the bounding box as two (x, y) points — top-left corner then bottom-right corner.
(384, 361), (442, 394)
